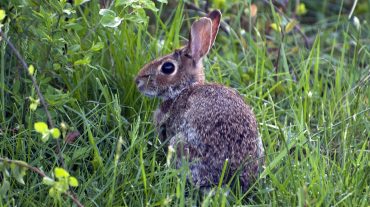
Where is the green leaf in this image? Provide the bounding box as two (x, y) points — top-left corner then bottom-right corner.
(28, 65), (35, 75)
(29, 97), (40, 111)
(3, 169), (10, 177)
(54, 167), (70, 178)
(41, 133), (50, 142)
(115, 0), (132, 7)
(0, 10), (5, 21)
(54, 180), (69, 192)
(0, 179), (10, 197)
(48, 187), (58, 198)
(69, 176), (79, 187)
(90, 42), (104, 52)
(285, 20), (298, 33)
(139, 0), (158, 12)
(30, 103), (38, 111)
(50, 128), (61, 139)
(42, 177), (55, 186)
(124, 11), (148, 24)
(156, 0), (167, 3)
(68, 44), (81, 53)
(74, 57), (91, 66)
(114, 0), (158, 14)
(296, 3), (307, 16)
(34, 122), (49, 134)
(74, 0), (91, 6)
(63, 9), (75, 15)
(10, 164), (26, 185)
(99, 9), (116, 16)
(99, 9), (122, 28)
(101, 16), (122, 28)
(270, 23), (281, 32)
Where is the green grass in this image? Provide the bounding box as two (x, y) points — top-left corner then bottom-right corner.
(0, 0), (369, 206)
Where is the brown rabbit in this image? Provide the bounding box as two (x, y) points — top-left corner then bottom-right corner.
(135, 10), (264, 190)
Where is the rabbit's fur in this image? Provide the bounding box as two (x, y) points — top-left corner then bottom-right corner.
(135, 10), (264, 190)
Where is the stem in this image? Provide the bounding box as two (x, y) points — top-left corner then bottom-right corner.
(204, 0), (210, 13)
(185, 2), (230, 35)
(0, 157), (84, 207)
(0, 30), (65, 168)
(263, 0), (309, 48)
(348, 0), (358, 19)
(0, 157), (46, 177)
(274, 31), (285, 84)
(0, 30), (83, 206)
(1, 32), (5, 122)
(65, 191), (85, 207)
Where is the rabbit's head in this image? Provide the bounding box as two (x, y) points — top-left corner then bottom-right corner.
(135, 10), (221, 100)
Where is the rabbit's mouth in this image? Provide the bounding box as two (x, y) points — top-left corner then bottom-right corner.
(135, 77), (157, 97)
(137, 84), (157, 98)
(142, 90), (158, 98)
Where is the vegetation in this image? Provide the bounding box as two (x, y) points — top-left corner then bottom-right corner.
(0, 0), (369, 206)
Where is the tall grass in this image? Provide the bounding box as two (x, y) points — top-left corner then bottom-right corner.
(0, 0), (369, 206)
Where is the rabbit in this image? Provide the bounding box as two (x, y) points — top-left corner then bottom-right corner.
(135, 10), (264, 190)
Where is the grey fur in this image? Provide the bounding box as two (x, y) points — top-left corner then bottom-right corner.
(135, 10), (264, 190)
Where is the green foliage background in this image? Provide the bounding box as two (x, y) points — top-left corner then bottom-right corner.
(0, 0), (369, 206)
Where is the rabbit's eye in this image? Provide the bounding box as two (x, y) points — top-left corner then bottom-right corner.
(161, 62), (175, 75)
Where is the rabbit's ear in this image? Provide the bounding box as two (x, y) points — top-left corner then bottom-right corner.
(207, 10), (221, 47)
(188, 17), (212, 62)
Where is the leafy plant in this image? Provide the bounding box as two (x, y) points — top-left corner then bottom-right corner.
(0, 0), (369, 206)
(34, 122), (61, 142)
(43, 167), (79, 198)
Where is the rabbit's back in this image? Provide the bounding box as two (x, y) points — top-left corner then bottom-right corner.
(164, 83), (263, 188)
